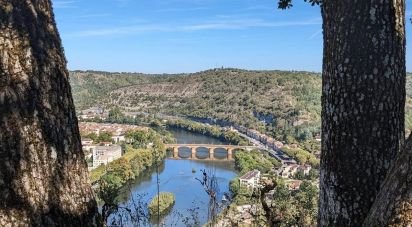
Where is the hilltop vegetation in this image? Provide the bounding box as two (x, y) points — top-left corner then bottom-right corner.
(70, 69), (412, 141)
(70, 70), (180, 109)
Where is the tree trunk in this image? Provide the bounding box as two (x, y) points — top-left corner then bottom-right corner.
(363, 134), (412, 226)
(319, 0), (406, 226)
(0, 1), (100, 226)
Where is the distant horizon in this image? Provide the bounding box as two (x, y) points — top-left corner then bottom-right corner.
(69, 67), (412, 75)
(68, 66), (322, 75)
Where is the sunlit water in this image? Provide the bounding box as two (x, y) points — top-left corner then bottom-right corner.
(111, 129), (237, 226)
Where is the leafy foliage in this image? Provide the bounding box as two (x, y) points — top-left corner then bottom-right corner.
(268, 180), (318, 226)
(148, 192), (176, 216)
(282, 147), (319, 168)
(234, 150), (281, 175)
(278, 0), (322, 10)
(83, 131), (113, 143)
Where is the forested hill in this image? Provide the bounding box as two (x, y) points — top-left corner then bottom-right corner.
(69, 69), (412, 140)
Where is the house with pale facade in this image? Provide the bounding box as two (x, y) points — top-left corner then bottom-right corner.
(92, 145), (122, 169)
(239, 170), (261, 189)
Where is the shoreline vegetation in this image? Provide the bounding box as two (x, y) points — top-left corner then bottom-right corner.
(148, 192), (176, 216)
(90, 145), (165, 184)
(90, 128), (168, 208)
(166, 119), (250, 145)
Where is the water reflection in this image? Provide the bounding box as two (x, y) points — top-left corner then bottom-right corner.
(110, 129), (237, 226)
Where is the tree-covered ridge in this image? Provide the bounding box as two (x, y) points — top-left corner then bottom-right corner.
(70, 70), (182, 109)
(70, 69), (321, 139)
(70, 70), (412, 140)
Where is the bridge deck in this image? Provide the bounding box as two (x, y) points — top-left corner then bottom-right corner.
(165, 144), (257, 148)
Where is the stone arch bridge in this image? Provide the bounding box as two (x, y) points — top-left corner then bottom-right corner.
(166, 144), (257, 160)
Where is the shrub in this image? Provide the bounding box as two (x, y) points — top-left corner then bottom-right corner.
(149, 192), (176, 216)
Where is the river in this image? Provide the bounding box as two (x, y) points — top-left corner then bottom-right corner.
(111, 128), (238, 226)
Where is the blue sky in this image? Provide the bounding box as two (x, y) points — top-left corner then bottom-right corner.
(52, 0), (412, 73)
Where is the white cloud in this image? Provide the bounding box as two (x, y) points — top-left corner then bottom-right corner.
(52, 0), (77, 9)
(67, 18), (321, 37)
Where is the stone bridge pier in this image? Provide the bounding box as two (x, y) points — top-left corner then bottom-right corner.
(191, 147), (197, 159)
(227, 147), (233, 160)
(173, 146), (179, 159)
(209, 147), (215, 160)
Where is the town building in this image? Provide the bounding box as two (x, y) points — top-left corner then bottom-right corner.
(79, 122), (148, 136)
(239, 170), (261, 189)
(278, 164), (312, 178)
(92, 145), (122, 169)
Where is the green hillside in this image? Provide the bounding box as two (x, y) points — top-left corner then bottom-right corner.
(69, 69), (412, 141)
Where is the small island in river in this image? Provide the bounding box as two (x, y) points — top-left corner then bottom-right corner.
(149, 192), (176, 216)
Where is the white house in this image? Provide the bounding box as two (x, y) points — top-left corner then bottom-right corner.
(239, 170), (261, 189)
(92, 145), (122, 169)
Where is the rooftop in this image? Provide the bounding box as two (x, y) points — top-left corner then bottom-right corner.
(240, 170), (260, 180)
(94, 145), (121, 152)
(79, 122), (149, 135)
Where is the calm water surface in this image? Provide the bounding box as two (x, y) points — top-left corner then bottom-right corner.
(113, 129), (237, 226)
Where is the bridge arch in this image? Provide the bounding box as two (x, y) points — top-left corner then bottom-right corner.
(177, 146), (191, 159)
(195, 146), (210, 159)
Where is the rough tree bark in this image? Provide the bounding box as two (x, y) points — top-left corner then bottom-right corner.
(363, 133), (412, 226)
(319, 0), (406, 226)
(0, 1), (100, 226)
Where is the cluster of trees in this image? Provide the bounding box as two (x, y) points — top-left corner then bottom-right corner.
(125, 129), (165, 150)
(166, 119), (249, 145)
(234, 150), (281, 175)
(281, 147), (319, 168)
(266, 180), (318, 227)
(148, 192), (176, 216)
(83, 131), (113, 143)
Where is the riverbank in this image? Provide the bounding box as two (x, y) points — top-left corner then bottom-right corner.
(94, 126), (238, 226)
(93, 144), (166, 189)
(166, 119), (250, 145)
